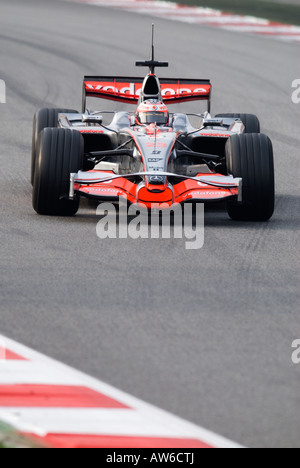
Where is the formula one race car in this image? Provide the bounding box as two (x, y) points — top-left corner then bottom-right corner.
(32, 30), (274, 221)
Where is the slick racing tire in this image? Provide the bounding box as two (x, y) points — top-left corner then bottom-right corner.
(33, 128), (83, 216)
(215, 113), (260, 133)
(226, 133), (275, 221)
(31, 108), (78, 185)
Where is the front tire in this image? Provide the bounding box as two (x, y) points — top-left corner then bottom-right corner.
(31, 108), (78, 185)
(215, 113), (260, 133)
(33, 128), (83, 216)
(226, 133), (275, 221)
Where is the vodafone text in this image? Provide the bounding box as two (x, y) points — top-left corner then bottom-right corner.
(106, 452), (194, 465)
(96, 198), (204, 250)
(292, 79), (300, 104)
(86, 82), (209, 98)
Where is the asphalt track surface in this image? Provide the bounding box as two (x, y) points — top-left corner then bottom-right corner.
(0, 0), (299, 448)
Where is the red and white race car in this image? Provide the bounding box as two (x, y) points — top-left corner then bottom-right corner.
(31, 34), (274, 221)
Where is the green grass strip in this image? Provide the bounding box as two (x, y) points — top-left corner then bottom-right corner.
(163, 0), (300, 26)
(0, 421), (45, 448)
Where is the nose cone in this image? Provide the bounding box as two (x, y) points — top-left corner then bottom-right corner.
(137, 184), (174, 208)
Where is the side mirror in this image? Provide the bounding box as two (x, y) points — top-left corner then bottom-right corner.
(82, 115), (103, 125)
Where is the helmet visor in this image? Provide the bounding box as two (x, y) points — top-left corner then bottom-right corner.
(138, 112), (168, 125)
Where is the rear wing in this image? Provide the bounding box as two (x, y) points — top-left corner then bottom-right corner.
(82, 76), (212, 112)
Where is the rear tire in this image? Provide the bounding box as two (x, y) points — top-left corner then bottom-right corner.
(33, 128), (83, 216)
(226, 133), (274, 221)
(31, 108), (78, 185)
(215, 113), (260, 133)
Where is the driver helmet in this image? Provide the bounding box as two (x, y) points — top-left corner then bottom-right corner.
(136, 100), (169, 126)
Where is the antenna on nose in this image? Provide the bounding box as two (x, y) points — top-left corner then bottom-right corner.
(150, 23), (155, 63)
(136, 24), (169, 74)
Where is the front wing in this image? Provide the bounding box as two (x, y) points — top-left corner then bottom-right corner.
(70, 171), (242, 208)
